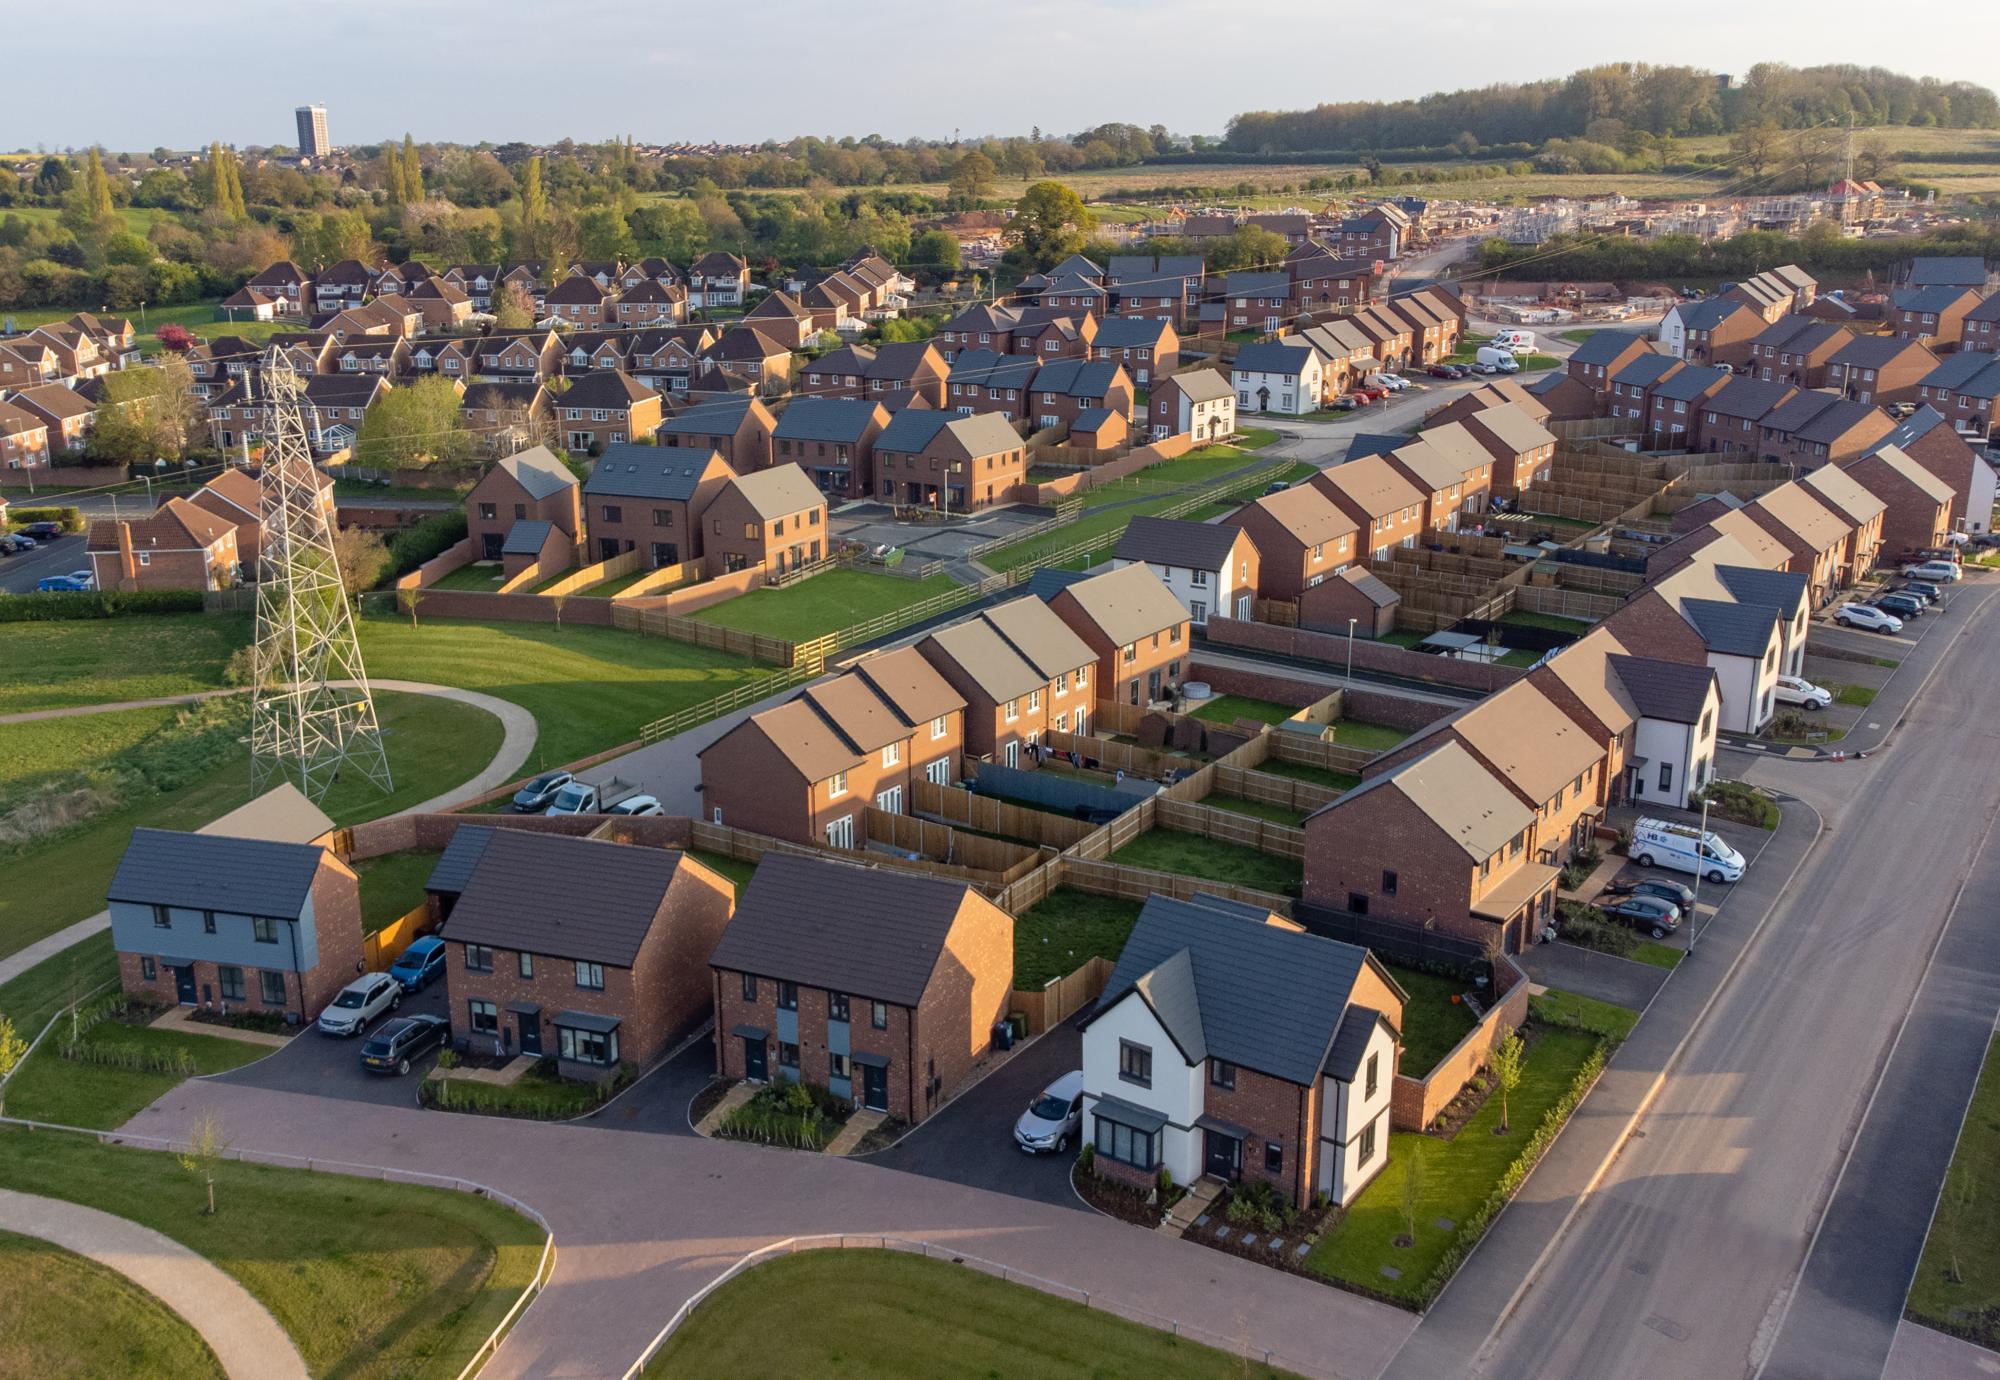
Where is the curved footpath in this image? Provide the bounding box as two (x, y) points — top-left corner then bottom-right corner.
(0, 1187), (308, 1380)
(0, 680), (536, 990)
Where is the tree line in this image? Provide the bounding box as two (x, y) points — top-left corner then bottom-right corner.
(1473, 221), (2000, 285)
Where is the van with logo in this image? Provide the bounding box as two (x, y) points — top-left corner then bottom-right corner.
(1630, 817), (1745, 884)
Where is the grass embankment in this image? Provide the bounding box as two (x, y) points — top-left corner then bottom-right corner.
(642, 1248), (1298, 1379)
(0, 614), (248, 713)
(1908, 1033), (2000, 1346)
(691, 569), (960, 642)
(0, 1129), (546, 1380)
(0, 1231), (224, 1379)
(3, 1005), (267, 1130)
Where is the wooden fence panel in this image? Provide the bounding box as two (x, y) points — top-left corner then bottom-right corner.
(1212, 763), (1338, 812)
(1268, 730), (1378, 775)
(1061, 856), (1294, 919)
(1045, 730), (1206, 780)
(1155, 798), (1304, 859)
(362, 904), (434, 972)
(911, 781), (1096, 849)
(1011, 955), (1114, 1036)
(862, 807), (1041, 879)
(538, 547), (641, 598)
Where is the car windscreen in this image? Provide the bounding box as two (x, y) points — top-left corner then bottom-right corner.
(361, 1034), (396, 1054)
(333, 990), (367, 1008)
(551, 786), (590, 809)
(1029, 1094), (1071, 1120)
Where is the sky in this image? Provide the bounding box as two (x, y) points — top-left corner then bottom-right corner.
(7, 0), (1995, 152)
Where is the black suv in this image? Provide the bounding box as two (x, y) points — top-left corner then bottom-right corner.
(360, 1013), (450, 1075)
(20, 521), (65, 541)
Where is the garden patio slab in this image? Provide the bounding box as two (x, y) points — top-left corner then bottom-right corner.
(825, 1109), (884, 1157)
(428, 1055), (535, 1088)
(692, 1081), (755, 1137)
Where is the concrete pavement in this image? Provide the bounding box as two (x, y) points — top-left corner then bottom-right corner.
(1884, 1320), (2000, 1379)
(0, 1187), (308, 1380)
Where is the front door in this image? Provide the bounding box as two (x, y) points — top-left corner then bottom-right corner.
(518, 1012), (541, 1057)
(173, 965), (197, 1005)
(482, 532), (503, 560)
(1204, 1129), (1242, 1179)
(1147, 669), (1162, 703)
(862, 1061), (888, 1112)
(743, 1036), (768, 1083)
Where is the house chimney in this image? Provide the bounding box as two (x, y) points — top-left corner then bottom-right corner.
(117, 520), (137, 589)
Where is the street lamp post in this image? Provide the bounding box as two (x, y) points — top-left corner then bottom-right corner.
(1346, 617), (1358, 683)
(1686, 792), (1714, 954)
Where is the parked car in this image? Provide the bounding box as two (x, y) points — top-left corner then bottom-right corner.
(360, 1013), (450, 1075)
(316, 973), (402, 1036)
(19, 521), (64, 541)
(1834, 603), (1902, 634)
(1013, 1069), (1084, 1154)
(1772, 674), (1832, 710)
(1263, 479), (1292, 495)
(509, 770), (573, 813)
(2, 533), (37, 551)
(1356, 385), (1388, 401)
(387, 935), (447, 992)
(35, 574), (90, 592)
(1903, 560), (1961, 583)
(1599, 894), (1682, 938)
(1898, 580), (1943, 604)
(1873, 593), (1926, 620)
(606, 793), (666, 817)
(545, 776), (641, 816)
(1427, 364), (1459, 379)
(1603, 877), (1697, 910)
(1631, 816), (1747, 884)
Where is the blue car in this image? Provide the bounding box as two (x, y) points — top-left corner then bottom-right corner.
(36, 575), (90, 592)
(388, 935), (447, 992)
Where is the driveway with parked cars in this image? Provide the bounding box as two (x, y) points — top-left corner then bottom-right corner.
(210, 975), (449, 1107)
(0, 532), (88, 593)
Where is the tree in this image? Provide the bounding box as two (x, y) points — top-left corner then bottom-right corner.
(492, 281), (537, 330)
(1398, 1139), (1427, 1248)
(175, 1112), (228, 1216)
(1725, 121), (1782, 182)
(519, 156), (548, 236)
(948, 151), (997, 207)
(383, 147), (408, 206)
(34, 156), (73, 199)
(83, 148), (114, 221)
(1011, 181), (1095, 270)
(1490, 1030), (1525, 1134)
(87, 357), (203, 463)
(156, 323), (193, 352)
(907, 229), (961, 269)
(333, 526), (390, 599)
(354, 376), (471, 470)
(398, 586), (426, 629)
(0, 1015), (25, 1115)
(401, 134), (424, 203)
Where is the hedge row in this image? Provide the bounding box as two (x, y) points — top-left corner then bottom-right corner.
(384, 509), (468, 584)
(0, 589), (207, 622)
(5, 505), (84, 532)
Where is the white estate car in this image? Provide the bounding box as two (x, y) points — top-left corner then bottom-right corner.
(1773, 674), (1832, 710)
(317, 973), (402, 1036)
(1835, 603), (1903, 634)
(1902, 560), (1961, 583)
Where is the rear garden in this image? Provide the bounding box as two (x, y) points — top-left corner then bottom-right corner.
(1108, 828), (1304, 896)
(1191, 694), (1297, 727)
(1013, 888), (1143, 988)
(690, 568), (959, 642)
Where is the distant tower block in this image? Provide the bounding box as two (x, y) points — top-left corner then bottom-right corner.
(248, 346), (391, 802)
(295, 105), (330, 160)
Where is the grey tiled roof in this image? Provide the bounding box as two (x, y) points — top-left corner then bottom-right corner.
(1653, 364), (1730, 401)
(109, 828), (325, 918)
(1681, 298), (1754, 331)
(585, 445), (727, 500)
(444, 830), (687, 967)
(1568, 330), (1647, 366)
(1906, 257), (1986, 287)
(656, 397), (756, 436)
(1714, 564), (1808, 620)
(1089, 894), (1380, 1087)
(1233, 340), (1317, 375)
(772, 397), (884, 444)
(1893, 285), (1974, 314)
(1114, 515), (1243, 572)
(426, 826), (494, 895)
(1345, 433), (1405, 460)
(1680, 596), (1778, 657)
(1323, 1005), (1391, 1081)
(501, 519), (553, 555)
(1091, 316), (1173, 348)
(1607, 655), (1716, 725)
(708, 853), (971, 1007)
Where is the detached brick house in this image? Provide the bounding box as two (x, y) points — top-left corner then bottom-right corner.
(554, 371), (662, 453)
(701, 463), (828, 578)
(699, 647), (965, 846)
(188, 464), (335, 575)
(1047, 564), (1191, 708)
(770, 397), (889, 502)
(655, 394), (775, 475)
(1147, 368), (1235, 443)
(1667, 298), (1763, 370)
(917, 595), (1098, 767)
(439, 829), (736, 1079)
(467, 446), (581, 563)
(544, 273), (615, 327)
(10, 383), (94, 453)
(1081, 893), (1406, 1209)
(872, 408), (1024, 511)
(110, 825), (363, 1024)
(1111, 516), (1260, 628)
(710, 854), (1013, 1121)
(87, 497), (241, 592)
(1222, 484), (1358, 602)
(1027, 358), (1133, 432)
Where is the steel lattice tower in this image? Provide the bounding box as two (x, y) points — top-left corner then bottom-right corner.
(248, 346), (392, 801)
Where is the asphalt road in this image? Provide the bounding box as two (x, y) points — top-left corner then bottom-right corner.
(1455, 580), (2000, 1380)
(0, 533), (87, 592)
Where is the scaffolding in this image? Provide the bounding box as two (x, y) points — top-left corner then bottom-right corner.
(248, 347), (392, 802)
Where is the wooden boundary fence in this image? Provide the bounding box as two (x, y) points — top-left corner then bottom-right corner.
(1010, 956), (1113, 1036)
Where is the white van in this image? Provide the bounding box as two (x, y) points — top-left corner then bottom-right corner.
(1493, 329), (1537, 354)
(1630, 817), (1745, 883)
(1474, 345), (1520, 374)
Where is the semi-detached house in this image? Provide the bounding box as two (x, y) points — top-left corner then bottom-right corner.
(916, 596), (1097, 767)
(1110, 516), (1260, 627)
(1312, 456), (1426, 563)
(1046, 564), (1192, 710)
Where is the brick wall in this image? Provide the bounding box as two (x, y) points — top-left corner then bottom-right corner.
(918, 892), (1014, 1120)
(1201, 1062), (1313, 1205)
(398, 590), (616, 626)
(306, 861), (368, 1015)
(342, 811), (690, 863)
(1185, 662), (1327, 709)
(1390, 967), (1530, 1131)
(1204, 617), (1526, 693)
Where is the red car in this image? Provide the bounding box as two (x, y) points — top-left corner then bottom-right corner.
(1357, 386), (1387, 401)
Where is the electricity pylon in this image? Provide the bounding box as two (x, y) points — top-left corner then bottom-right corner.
(247, 346), (392, 802)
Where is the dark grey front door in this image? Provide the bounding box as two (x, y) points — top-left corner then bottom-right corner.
(743, 1036), (767, 1083)
(174, 965), (197, 1005)
(518, 1013), (541, 1056)
(1204, 1129), (1241, 1179)
(482, 532), (503, 560)
(862, 1062), (888, 1112)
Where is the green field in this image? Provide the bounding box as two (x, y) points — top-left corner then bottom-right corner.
(1908, 1033), (2000, 1346)
(0, 1128), (546, 1380)
(0, 614), (249, 714)
(0, 295), (294, 344)
(691, 569), (960, 642)
(0, 1231), (224, 1380)
(643, 1248), (1295, 1379)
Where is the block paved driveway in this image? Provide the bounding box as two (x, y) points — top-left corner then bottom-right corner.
(126, 1059), (1417, 1380)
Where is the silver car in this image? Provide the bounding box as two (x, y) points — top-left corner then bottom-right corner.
(1013, 1070), (1084, 1154)
(316, 972), (402, 1036)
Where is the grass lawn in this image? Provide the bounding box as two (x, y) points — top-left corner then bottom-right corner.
(1633, 941), (1684, 970)
(1306, 1027), (1601, 1302)
(1013, 888), (1143, 988)
(642, 1247), (1295, 1379)
(1496, 647), (1542, 668)
(1255, 758), (1361, 792)
(0, 1128), (546, 1380)
(686, 849), (758, 896)
(357, 608), (768, 768)
(353, 850), (440, 933)
(1191, 693), (1298, 726)
(426, 563), (511, 592)
(577, 568), (656, 598)
(1379, 964), (1480, 1077)
(0, 933), (116, 1036)
(333, 480), (470, 504)
(1202, 794), (1308, 827)
(1528, 988), (1640, 1042)
(0, 689), (500, 962)
(1499, 610), (1592, 636)
(1835, 683), (1878, 707)
(1908, 1033), (2000, 1344)
(1329, 718), (1413, 752)
(0, 1230), (224, 1379)
(0, 614), (249, 714)
(1381, 628), (1429, 648)
(1237, 426), (1280, 450)
(1109, 828), (1304, 895)
(691, 569), (959, 642)
(4, 1016), (268, 1130)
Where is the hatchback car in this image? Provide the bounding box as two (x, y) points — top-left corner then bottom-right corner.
(317, 973), (402, 1036)
(1873, 593), (1926, 620)
(606, 794), (666, 817)
(36, 575), (90, 592)
(360, 1013), (450, 1075)
(1604, 877), (1697, 910)
(510, 769), (573, 813)
(1428, 364), (1458, 379)
(1835, 603), (1902, 634)
(1903, 560), (1961, 583)
(1898, 580), (1943, 604)
(1772, 674), (1832, 710)
(1013, 1070), (1084, 1154)
(1599, 895), (1682, 938)
(388, 935), (447, 992)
